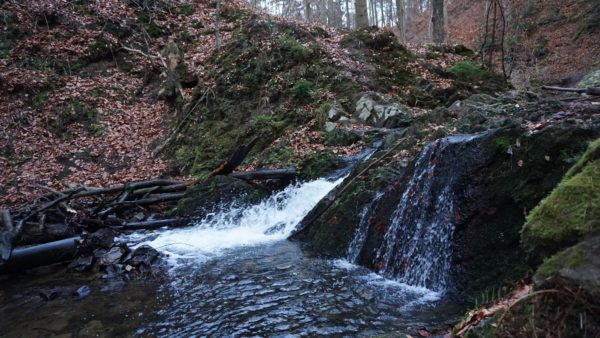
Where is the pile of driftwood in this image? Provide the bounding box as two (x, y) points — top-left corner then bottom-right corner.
(0, 141), (298, 274)
(0, 178), (190, 273)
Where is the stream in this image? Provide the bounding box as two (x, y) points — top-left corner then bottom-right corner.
(1, 176), (467, 337)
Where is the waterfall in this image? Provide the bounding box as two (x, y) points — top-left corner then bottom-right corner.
(374, 134), (482, 292)
(346, 191), (384, 263)
(140, 178), (343, 265)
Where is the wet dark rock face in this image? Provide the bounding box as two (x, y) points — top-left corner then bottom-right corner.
(296, 123), (599, 296)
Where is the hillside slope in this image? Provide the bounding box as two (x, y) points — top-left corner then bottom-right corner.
(0, 0), (504, 206)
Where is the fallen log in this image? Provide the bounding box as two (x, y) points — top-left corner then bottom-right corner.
(206, 137), (259, 179)
(230, 168), (297, 181)
(0, 236), (81, 273)
(130, 183), (188, 197)
(23, 188), (83, 222)
(106, 192), (186, 207)
(119, 218), (184, 230)
(72, 178), (185, 198)
(542, 85), (600, 96)
(96, 192), (185, 218)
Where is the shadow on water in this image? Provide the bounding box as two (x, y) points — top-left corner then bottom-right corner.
(0, 266), (169, 337)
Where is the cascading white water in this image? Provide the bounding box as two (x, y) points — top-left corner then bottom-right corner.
(346, 191), (384, 263)
(374, 134), (482, 292)
(140, 178), (343, 265)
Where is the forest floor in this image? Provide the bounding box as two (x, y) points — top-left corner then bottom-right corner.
(0, 0), (487, 207)
(403, 0), (600, 88)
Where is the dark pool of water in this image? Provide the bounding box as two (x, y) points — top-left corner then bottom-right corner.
(0, 240), (466, 337)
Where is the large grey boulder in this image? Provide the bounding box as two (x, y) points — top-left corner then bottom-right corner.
(354, 92), (411, 128)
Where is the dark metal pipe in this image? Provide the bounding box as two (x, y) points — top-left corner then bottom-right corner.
(0, 236), (81, 273)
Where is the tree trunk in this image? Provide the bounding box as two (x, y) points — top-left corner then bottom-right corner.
(215, 0), (222, 50)
(431, 0), (445, 43)
(380, 0), (385, 27)
(305, 0), (312, 21)
(355, 0), (369, 28)
(328, 0), (335, 25)
(396, 0), (405, 39)
(230, 168), (297, 181)
(345, 0), (350, 27)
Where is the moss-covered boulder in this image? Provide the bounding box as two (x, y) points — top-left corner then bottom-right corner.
(298, 149), (344, 180)
(521, 138), (600, 262)
(492, 236), (600, 338)
(577, 69), (600, 88)
(533, 236), (600, 295)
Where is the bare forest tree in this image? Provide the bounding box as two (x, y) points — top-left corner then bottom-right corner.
(396, 0), (405, 40)
(431, 0), (445, 43)
(246, 0), (453, 45)
(355, 0), (369, 28)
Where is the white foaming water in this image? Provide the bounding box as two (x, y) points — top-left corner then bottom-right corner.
(141, 178), (343, 265)
(332, 258), (441, 305)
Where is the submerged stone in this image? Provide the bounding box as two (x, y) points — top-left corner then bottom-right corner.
(125, 245), (160, 267)
(68, 255), (94, 272)
(74, 285), (91, 298)
(99, 246), (126, 266)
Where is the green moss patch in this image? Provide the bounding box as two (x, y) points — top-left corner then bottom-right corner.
(534, 243), (585, 282)
(522, 138), (600, 261)
(448, 61), (495, 83)
(299, 149), (342, 180)
(48, 99), (102, 138)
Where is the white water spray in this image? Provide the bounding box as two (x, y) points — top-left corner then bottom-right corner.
(141, 178), (343, 265)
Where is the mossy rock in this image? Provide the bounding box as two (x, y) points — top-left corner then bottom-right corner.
(298, 149), (343, 180)
(577, 69), (600, 88)
(324, 129), (361, 147)
(293, 161), (403, 257)
(522, 139), (600, 261)
(340, 28), (415, 91)
(48, 99), (102, 138)
(448, 61), (503, 85)
(426, 44), (474, 56)
(534, 236), (600, 304)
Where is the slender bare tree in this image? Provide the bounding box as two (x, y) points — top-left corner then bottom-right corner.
(396, 0), (405, 40)
(431, 0), (445, 43)
(304, 0), (312, 21)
